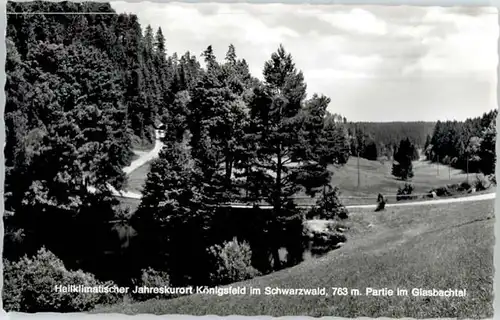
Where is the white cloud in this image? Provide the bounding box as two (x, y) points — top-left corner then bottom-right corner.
(113, 2), (299, 45)
(336, 54), (382, 69)
(110, 3), (498, 121)
(242, 24), (300, 45)
(309, 8), (388, 36)
(308, 68), (373, 80)
(393, 24), (434, 38)
(403, 7), (498, 77)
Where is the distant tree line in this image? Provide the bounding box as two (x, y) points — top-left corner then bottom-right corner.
(346, 122), (435, 161)
(424, 110), (497, 177)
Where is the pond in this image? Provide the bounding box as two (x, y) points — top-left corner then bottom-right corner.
(93, 214), (349, 285)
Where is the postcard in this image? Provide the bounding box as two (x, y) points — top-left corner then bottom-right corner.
(3, 1), (497, 318)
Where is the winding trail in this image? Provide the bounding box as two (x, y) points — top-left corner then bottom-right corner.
(123, 130), (164, 176)
(111, 129), (164, 199)
(87, 130), (163, 200)
(344, 191), (495, 209)
(224, 192), (496, 210)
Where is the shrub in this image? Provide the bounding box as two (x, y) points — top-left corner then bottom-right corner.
(307, 186), (348, 220)
(207, 238), (260, 285)
(458, 181), (472, 192)
(3, 247), (120, 312)
(303, 224), (346, 257)
(3, 223), (29, 261)
(489, 173), (497, 185)
(396, 183), (416, 201)
(430, 186), (451, 197)
(488, 173), (497, 186)
(473, 176), (490, 191)
(131, 267), (172, 302)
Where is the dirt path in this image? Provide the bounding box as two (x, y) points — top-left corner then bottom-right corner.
(224, 192), (496, 210)
(345, 191), (495, 209)
(123, 130), (164, 175)
(109, 130), (163, 199)
(88, 130), (163, 199)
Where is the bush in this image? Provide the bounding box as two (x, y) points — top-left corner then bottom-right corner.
(307, 186), (348, 220)
(131, 267), (172, 302)
(473, 176), (490, 191)
(303, 224), (346, 256)
(460, 181), (472, 190)
(446, 183), (459, 192)
(447, 183), (460, 192)
(430, 186), (451, 197)
(458, 181), (472, 192)
(3, 247), (120, 312)
(207, 238), (260, 285)
(396, 183), (416, 201)
(489, 173), (496, 185)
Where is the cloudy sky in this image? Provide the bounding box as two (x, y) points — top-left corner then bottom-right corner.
(111, 2), (498, 122)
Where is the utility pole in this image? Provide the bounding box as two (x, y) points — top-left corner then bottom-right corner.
(466, 156), (469, 184)
(437, 155), (439, 175)
(357, 149), (360, 189)
(465, 144), (470, 184)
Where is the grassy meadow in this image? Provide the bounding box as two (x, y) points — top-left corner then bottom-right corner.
(324, 156), (482, 205)
(125, 161), (152, 195)
(96, 199), (494, 318)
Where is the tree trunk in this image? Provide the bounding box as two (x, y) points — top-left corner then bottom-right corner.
(357, 149), (360, 188)
(245, 165), (249, 199)
(272, 247), (281, 271)
(467, 156), (469, 184)
(225, 154), (232, 193)
(273, 143), (283, 270)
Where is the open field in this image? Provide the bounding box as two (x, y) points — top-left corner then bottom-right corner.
(96, 198), (494, 318)
(325, 156), (475, 203)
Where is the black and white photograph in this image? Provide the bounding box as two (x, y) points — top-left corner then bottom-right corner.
(2, 1), (498, 317)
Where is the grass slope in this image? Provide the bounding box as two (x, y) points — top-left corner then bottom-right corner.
(125, 161), (152, 195)
(96, 199), (494, 318)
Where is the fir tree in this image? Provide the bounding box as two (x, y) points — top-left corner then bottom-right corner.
(392, 138), (415, 180)
(247, 45), (310, 269)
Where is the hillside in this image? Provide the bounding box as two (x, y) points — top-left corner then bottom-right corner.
(347, 121), (436, 147)
(327, 156), (476, 205)
(96, 199), (494, 318)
